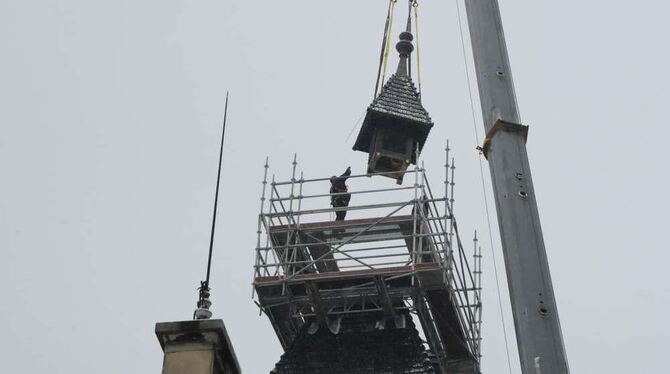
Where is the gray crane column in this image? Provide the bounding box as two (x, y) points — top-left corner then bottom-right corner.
(463, 1), (570, 373)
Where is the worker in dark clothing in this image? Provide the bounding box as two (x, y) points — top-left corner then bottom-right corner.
(412, 193), (431, 218)
(330, 166), (352, 221)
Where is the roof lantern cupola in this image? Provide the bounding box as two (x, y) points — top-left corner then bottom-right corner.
(353, 24), (434, 184)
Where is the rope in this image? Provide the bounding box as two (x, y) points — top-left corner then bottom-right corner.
(375, 0), (397, 98)
(412, 0), (422, 98)
(454, 0), (514, 373)
(344, 110), (366, 143)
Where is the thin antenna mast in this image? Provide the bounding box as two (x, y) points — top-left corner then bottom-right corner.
(194, 92), (230, 320)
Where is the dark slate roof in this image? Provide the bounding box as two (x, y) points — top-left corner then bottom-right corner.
(352, 73), (434, 153)
(270, 312), (436, 374)
(370, 74), (432, 126)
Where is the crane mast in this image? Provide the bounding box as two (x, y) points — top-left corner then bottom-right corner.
(463, 1), (570, 373)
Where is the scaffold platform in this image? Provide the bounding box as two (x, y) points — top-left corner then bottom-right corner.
(252, 156), (482, 373)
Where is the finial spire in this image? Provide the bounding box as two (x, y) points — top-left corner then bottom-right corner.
(395, 0), (415, 77)
(395, 31), (414, 76)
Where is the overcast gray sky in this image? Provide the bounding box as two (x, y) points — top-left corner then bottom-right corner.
(1, 1), (668, 373)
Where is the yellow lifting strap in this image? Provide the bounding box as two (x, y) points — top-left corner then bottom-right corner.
(374, 0), (397, 98)
(380, 0), (397, 93)
(413, 0), (422, 98)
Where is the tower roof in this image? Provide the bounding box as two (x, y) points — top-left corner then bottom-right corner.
(270, 312), (437, 373)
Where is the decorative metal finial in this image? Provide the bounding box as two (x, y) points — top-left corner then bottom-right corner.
(395, 31), (414, 76)
(396, 31), (414, 56)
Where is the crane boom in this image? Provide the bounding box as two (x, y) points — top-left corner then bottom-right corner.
(463, 1), (570, 373)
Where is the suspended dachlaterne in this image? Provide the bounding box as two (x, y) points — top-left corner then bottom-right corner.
(353, 25), (433, 184)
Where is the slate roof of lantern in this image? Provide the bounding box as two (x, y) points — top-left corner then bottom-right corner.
(353, 72), (434, 153)
(369, 73), (433, 126)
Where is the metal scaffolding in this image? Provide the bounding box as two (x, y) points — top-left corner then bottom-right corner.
(253, 147), (482, 373)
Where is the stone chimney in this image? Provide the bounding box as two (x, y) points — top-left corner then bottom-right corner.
(155, 319), (241, 374)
